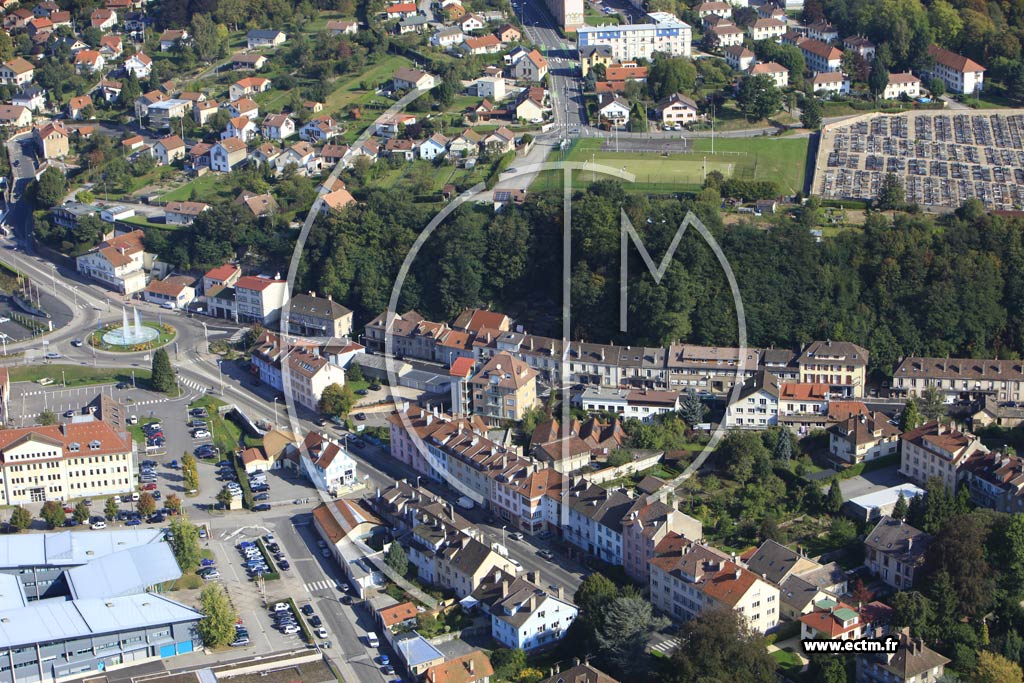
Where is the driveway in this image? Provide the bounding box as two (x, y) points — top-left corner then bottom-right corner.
(835, 465), (906, 500)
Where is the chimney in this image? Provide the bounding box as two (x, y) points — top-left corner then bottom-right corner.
(309, 290), (316, 298)
(573, 658), (580, 667)
(531, 569), (540, 585)
(501, 580), (509, 596)
(906, 538), (912, 550)
(467, 659), (474, 674)
(557, 585), (564, 600)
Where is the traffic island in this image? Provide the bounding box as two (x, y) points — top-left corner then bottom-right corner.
(89, 321), (176, 352)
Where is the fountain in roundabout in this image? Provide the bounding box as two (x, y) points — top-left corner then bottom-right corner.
(101, 308), (160, 347)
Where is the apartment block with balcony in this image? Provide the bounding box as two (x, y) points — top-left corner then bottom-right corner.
(892, 356), (1024, 403)
(469, 353), (539, 424)
(899, 421), (987, 491)
(796, 340), (868, 397)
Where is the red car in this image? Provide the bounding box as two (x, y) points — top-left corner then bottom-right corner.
(142, 483), (157, 491)
(63, 505), (74, 514)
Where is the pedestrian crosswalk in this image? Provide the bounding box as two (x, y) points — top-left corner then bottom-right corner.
(178, 377), (206, 392)
(304, 580), (332, 593)
(649, 637), (680, 655)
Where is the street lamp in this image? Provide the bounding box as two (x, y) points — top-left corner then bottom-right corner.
(49, 264), (56, 296)
(272, 396), (279, 425)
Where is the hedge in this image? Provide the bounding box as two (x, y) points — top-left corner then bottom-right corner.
(285, 597), (313, 643)
(254, 538), (280, 581)
(231, 453), (254, 509)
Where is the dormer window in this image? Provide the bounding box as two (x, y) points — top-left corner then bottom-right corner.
(89, 440), (101, 450)
(68, 442), (80, 453)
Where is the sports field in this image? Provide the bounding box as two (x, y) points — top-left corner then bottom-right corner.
(543, 137), (809, 194)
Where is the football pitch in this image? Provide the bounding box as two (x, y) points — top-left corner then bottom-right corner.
(546, 137), (809, 194)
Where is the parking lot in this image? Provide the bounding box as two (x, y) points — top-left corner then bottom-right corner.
(814, 110), (1024, 210)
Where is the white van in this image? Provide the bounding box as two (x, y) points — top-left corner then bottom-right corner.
(161, 301), (176, 310)
(366, 632), (379, 648)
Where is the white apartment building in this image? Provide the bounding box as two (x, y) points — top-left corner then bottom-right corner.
(234, 274), (288, 325)
(812, 71), (850, 96)
(0, 421), (136, 505)
(883, 73), (921, 99)
(798, 37), (843, 73)
(748, 17), (785, 41)
(899, 421), (987, 491)
(473, 573), (579, 651)
(724, 370), (780, 429)
(925, 45), (984, 94)
(576, 13), (691, 61)
(749, 61), (789, 88)
(75, 229), (149, 294)
(302, 432), (357, 494)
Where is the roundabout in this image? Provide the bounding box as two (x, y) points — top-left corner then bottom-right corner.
(90, 308), (176, 353)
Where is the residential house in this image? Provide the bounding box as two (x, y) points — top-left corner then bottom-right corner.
(312, 498), (386, 596)
(90, 7), (116, 29)
(75, 229), (149, 294)
(397, 14), (431, 33)
(892, 355), (1024, 403)
(164, 201), (210, 226)
(723, 45), (755, 71)
(864, 516), (931, 590)
(799, 598), (864, 641)
(797, 340), (868, 397)
(261, 113), (295, 140)
(124, 52), (152, 78)
(231, 53), (267, 70)
(449, 129), (482, 157)
(186, 142), (212, 172)
(288, 292), (353, 337)
(275, 141), (319, 176)
(235, 274), (288, 324)
(301, 428), (358, 491)
(193, 99), (218, 125)
(376, 601), (418, 633)
(749, 17), (785, 41)
(468, 353), (538, 424)
(227, 97), (259, 119)
(459, 12), (485, 32)
(385, 138), (416, 160)
(724, 370), (780, 429)
(2, 8), (32, 31)
(143, 275), (196, 309)
(146, 99), (192, 130)
(514, 89), (546, 122)
(842, 35), (875, 60)
(497, 24), (521, 42)
(798, 38), (843, 73)
(210, 138), (248, 172)
(482, 127), (515, 154)
(743, 539), (847, 619)
(13, 85), (47, 111)
(649, 533), (780, 633)
(393, 67), (437, 90)
(319, 144), (350, 166)
(579, 44), (613, 76)
(806, 20), (838, 42)
(530, 416), (625, 473)
(470, 571), (578, 651)
(462, 34), (502, 55)
(158, 28), (187, 51)
(233, 190), (278, 219)
(201, 264), (240, 296)
(281, 346), (346, 416)
(749, 61), (789, 88)
(385, 1), (418, 19)
(0, 57), (34, 86)
(98, 34), (123, 58)
(538, 664), (618, 683)
(247, 29), (286, 49)
(707, 22), (744, 48)
(856, 628), (949, 683)
(432, 26), (465, 47)
(325, 20), (358, 35)
(597, 93), (630, 126)
(0, 104), (31, 127)
(74, 50), (105, 74)
(224, 115), (258, 142)
(883, 72), (921, 99)
(229, 77), (271, 101)
(812, 71), (850, 96)
(622, 495), (702, 583)
(134, 90), (166, 118)
(419, 133), (449, 161)
(513, 49), (548, 81)
(655, 92), (699, 125)
(696, 1), (732, 18)
(899, 421), (987, 491)
(422, 651), (494, 683)
(829, 413), (900, 465)
(300, 115), (341, 143)
(33, 121), (69, 159)
(777, 382), (829, 431)
(576, 14), (692, 61)
(153, 135), (185, 165)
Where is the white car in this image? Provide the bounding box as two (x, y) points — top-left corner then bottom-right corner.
(282, 625), (301, 635)
(272, 602), (289, 612)
(91, 521), (107, 530)
(315, 627), (328, 638)
(193, 429), (211, 439)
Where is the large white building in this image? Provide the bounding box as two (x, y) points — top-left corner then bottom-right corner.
(925, 45), (985, 94)
(301, 432), (357, 494)
(0, 420), (136, 505)
(471, 571), (578, 651)
(75, 229), (150, 294)
(724, 370), (780, 429)
(577, 13), (691, 61)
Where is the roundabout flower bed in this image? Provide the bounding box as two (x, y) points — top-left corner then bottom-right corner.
(89, 322), (176, 352)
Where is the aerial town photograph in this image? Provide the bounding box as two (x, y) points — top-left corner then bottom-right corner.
(0, 0), (1018, 679)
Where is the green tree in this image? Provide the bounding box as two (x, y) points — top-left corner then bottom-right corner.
(346, 362), (364, 382)
(666, 605), (776, 683)
(73, 501), (90, 523)
(385, 542), (409, 576)
(892, 491), (909, 520)
(190, 13), (227, 61)
(876, 172), (905, 210)
(826, 479), (843, 514)
(166, 493), (182, 515)
(899, 397), (922, 431)
(868, 56), (890, 98)
(8, 506), (31, 532)
(920, 386), (946, 422)
(891, 591), (934, 637)
(38, 410), (57, 426)
(0, 31), (13, 62)
(151, 348), (175, 393)
(679, 390), (708, 427)
(41, 501), (64, 529)
(197, 584), (238, 646)
(828, 516), (858, 547)
(773, 429), (793, 462)
(929, 77), (946, 97)
(737, 74), (782, 122)
(319, 382), (357, 418)
(184, 463), (199, 492)
(974, 651), (1023, 683)
(104, 497), (119, 521)
(137, 492), (156, 517)
(490, 649), (526, 680)
(594, 594), (669, 674)
(647, 55), (698, 100)
(34, 167), (67, 208)
(800, 96), (823, 130)
(216, 486), (234, 509)
(121, 71), (141, 105)
(169, 515), (201, 570)
(806, 654), (848, 683)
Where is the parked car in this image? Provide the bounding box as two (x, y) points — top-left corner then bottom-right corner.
(309, 616), (322, 627)
(253, 503), (272, 512)
(192, 429), (211, 439)
(508, 531), (524, 541)
(254, 493), (270, 501)
(125, 519), (141, 526)
(272, 603), (289, 612)
(315, 627), (328, 638)
(538, 549), (554, 560)
(281, 625), (301, 635)
(90, 521), (107, 530)
(190, 408), (209, 418)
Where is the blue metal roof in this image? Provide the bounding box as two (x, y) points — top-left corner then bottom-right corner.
(0, 529), (164, 569)
(65, 543), (182, 600)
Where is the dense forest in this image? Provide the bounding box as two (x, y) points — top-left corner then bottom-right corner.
(297, 183), (1024, 372)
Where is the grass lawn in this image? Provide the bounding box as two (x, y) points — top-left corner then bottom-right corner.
(9, 365), (150, 387)
(128, 417), (160, 444)
(540, 137), (807, 194)
(771, 648), (803, 675)
(189, 396), (240, 456)
(160, 173), (238, 203)
(323, 54), (413, 114)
